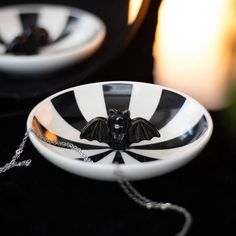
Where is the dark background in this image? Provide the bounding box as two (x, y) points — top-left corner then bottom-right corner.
(0, 1), (235, 236)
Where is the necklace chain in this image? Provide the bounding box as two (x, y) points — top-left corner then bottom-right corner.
(0, 130), (31, 174)
(0, 129), (192, 235)
(27, 128), (93, 162)
(115, 167), (192, 236)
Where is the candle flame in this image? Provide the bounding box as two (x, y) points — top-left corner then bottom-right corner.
(128, 0), (143, 25)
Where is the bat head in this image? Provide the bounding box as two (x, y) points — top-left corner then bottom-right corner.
(107, 109), (131, 134)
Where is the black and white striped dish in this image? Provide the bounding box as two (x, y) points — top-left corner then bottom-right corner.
(0, 4), (106, 74)
(27, 82), (213, 181)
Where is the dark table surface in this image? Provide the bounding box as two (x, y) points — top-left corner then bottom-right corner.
(0, 1), (236, 236)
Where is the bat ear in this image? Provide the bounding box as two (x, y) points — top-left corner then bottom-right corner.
(123, 110), (130, 118)
(108, 108), (117, 116)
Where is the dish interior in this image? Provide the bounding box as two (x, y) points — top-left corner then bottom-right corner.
(30, 82), (210, 166)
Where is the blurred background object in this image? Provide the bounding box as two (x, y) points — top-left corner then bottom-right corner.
(0, 4), (106, 74)
(0, 0), (158, 119)
(0, 0), (151, 100)
(153, 0), (236, 110)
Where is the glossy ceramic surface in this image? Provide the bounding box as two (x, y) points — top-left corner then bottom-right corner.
(27, 81), (213, 181)
(0, 4), (106, 74)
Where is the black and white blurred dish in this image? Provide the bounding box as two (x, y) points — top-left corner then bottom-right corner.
(0, 4), (106, 75)
(27, 82), (213, 181)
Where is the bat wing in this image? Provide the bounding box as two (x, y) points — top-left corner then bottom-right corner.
(80, 117), (109, 143)
(128, 118), (160, 144)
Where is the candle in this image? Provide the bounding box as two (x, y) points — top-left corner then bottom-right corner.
(153, 0), (236, 110)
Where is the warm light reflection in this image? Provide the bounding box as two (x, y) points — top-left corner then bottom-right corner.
(44, 130), (58, 142)
(35, 103), (53, 126)
(153, 0), (236, 110)
(32, 118), (43, 137)
(128, 0), (143, 25)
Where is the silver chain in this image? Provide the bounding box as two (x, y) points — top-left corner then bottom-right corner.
(1, 129), (192, 235)
(27, 128), (93, 163)
(115, 166), (192, 236)
(0, 130), (32, 174)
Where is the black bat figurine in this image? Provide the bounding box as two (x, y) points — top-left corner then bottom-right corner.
(6, 27), (50, 55)
(80, 109), (160, 150)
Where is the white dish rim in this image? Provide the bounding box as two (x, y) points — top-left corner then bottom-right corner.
(27, 81), (213, 181)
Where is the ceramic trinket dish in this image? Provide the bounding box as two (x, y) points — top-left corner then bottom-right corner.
(27, 81), (213, 181)
(0, 4), (106, 74)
